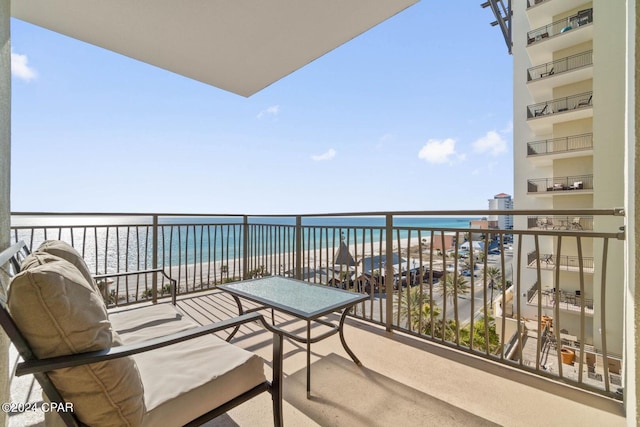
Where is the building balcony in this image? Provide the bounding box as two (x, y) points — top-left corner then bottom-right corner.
(526, 9), (593, 64)
(527, 51), (593, 101)
(10, 289), (623, 427)
(526, 91), (593, 134)
(526, 1), (583, 29)
(527, 174), (594, 196)
(527, 251), (595, 274)
(526, 284), (594, 316)
(527, 133), (593, 165)
(7, 210), (626, 426)
(527, 215), (594, 231)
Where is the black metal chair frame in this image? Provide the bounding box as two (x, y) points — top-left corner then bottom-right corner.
(0, 241), (284, 427)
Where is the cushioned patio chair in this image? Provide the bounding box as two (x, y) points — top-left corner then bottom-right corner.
(571, 217), (583, 230)
(576, 95), (592, 108)
(0, 240), (284, 427)
(534, 104), (548, 117)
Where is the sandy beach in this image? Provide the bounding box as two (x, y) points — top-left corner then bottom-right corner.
(106, 235), (457, 302)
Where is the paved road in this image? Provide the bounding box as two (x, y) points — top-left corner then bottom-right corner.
(357, 250), (514, 328)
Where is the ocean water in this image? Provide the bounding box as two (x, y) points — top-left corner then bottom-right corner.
(11, 215), (481, 273)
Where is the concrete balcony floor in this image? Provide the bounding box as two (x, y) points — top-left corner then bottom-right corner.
(9, 289), (625, 427)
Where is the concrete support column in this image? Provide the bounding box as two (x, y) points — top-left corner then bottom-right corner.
(0, 0), (10, 425)
(630, 1), (639, 426)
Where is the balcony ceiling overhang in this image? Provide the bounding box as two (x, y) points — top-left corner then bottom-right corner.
(11, 0), (418, 97)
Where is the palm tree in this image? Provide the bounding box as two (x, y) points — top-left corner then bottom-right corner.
(398, 287), (441, 335)
(459, 316), (502, 354)
(438, 274), (470, 333)
(484, 266), (502, 311)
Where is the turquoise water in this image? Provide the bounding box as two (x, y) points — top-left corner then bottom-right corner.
(157, 216), (481, 266)
(11, 216), (480, 271)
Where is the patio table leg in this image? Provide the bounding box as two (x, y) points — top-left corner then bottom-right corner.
(339, 306), (362, 366)
(226, 295), (244, 342)
(307, 320), (311, 399)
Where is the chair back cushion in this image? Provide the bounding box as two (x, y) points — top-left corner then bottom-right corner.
(9, 252), (145, 427)
(36, 240), (102, 297)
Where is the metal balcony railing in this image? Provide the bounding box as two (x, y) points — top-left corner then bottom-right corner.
(527, 50), (593, 82)
(527, 215), (594, 231)
(527, 133), (593, 156)
(527, 174), (593, 193)
(8, 209), (626, 399)
(527, 8), (593, 45)
(527, 250), (595, 273)
(527, 91), (593, 119)
(526, 282), (594, 314)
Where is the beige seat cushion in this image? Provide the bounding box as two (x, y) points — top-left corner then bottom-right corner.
(110, 304), (197, 344)
(112, 303), (267, 426)
(37, 240), (101, 296)
(138, 334), (266, 427)
(9, 254), (145, 427)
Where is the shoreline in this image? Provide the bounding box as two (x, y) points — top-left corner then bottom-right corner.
(107, 235), (458, 300)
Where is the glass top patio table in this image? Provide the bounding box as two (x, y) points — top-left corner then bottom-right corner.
(218, 276), (367, 320)
(219, 276), (367, 398)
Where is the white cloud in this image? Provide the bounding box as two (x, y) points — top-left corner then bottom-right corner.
(11, 50), (37, 81)
(417, 138), (457, 164)
(257, 105), (280, 119)
(472, 130), (507, 156)
(311, 148), (336, 161)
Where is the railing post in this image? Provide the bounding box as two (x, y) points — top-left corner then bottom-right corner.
(243, 215), (249, 280)
(385, 214), (393, 332)
(152, 215), (158, 304)
(295, 216), (302, 280)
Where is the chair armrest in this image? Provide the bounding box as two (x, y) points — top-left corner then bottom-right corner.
(16, 312), (283, 376)
(94, 269), (178, 305)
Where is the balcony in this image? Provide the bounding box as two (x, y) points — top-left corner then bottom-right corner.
(527, 51), (593, 100)
(7, 210), (626, 426)
(526, 1), (590, 28)
(527, 251), (595, 274)
(527, 174), (594, 196)
(526, 9), (593, 64)
(527, 91), (593, 133)
(527, 133), (593, 165)
(10, 289), (624, 427)
(527, 215), (594, 231)
(526, 284), (594, 315)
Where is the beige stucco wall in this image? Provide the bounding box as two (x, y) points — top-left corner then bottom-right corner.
(632, 1), (639, 425)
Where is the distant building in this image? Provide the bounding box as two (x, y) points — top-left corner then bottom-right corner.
(488, 193), (513, 230)
(431, 234), (456, 252)
(469, 219), (490, 241)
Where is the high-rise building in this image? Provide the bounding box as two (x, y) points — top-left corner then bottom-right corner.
(488, 192), (513, 229)
(512, 1), (625, 356)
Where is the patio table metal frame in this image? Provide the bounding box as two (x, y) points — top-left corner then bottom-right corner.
(219, 276), (368, 398)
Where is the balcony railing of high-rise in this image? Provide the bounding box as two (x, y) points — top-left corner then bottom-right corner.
(527, 91), (593, 119)
(527, 133), (593, 157)
(527, 50), (593, 82)
(9, 209), (625, 399)
(527, 8), (593, 45)
(527, 250), (595, 273)
(527, 174), (594, 193)
(526, 281), (595, 315)
(527, 215), (594, 231)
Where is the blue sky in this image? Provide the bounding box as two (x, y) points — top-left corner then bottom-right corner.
(10, 2), (513, 215)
